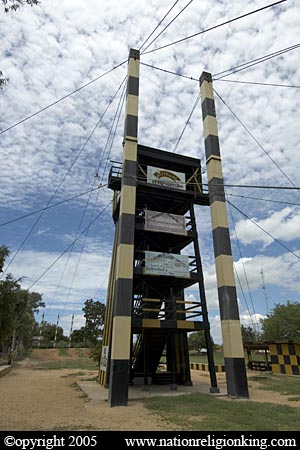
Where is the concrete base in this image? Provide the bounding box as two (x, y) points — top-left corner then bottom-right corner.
(210, 386), (220, 394)
(78, 378), (227, 403)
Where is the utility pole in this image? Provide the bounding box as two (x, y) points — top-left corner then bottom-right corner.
(38, 313), (44, 349)
(53, 313), (60, 348)
(260, 268), (270, 315)
(68, 314), (74, 349)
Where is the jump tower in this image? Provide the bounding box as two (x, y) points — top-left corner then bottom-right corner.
(99, 49), (249, 406)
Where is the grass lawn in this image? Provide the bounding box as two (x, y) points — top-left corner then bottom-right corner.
(189, 351), (224, 365)
(144, 392), (300, 431)
(34, 359), (98, 370)
(32, 348), (98, 371)
(189, 351), (269, 365)
(249, 374), (300, 401)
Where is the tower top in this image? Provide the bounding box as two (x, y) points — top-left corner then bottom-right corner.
(129, 48), (140, 60)
(199, 71), (212, 85)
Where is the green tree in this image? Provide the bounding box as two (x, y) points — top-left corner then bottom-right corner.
(2, 0), (40, 13)
(82, 299), (106, 345)
(0, 247), (44, 355)
(241, 325), (258, 342)
(188, 331), (207, 351)
(13, 289), (44, 351)
(71, 327), (86, 343)
(40, 321), (64, 342)
(0, 275), (44, 354)
(0, 274), (20, 351)
(0, 245), (9, 272)
(261, 301), (300, 341)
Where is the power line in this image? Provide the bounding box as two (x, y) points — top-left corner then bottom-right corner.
(141, 47), (300, 87)
(134, 173), (300, 190)
(139, 0), (181, 52)
(63, 81), (127, 307)
(26, 201), (112, 291)
(228, 200), (260, 336)
(174, 92), (201, 153)
(68, 86), (126, 306)
(203, 183), (300, 190)
(93, 270), (110, 301)
(30, 78), (127, 319)
(234, 265), (258, 335)
(0, 185), (106, 227)
(46, 166), (110, 318)
(214, 88), (300, 193)
(0, 60), (126, 136)
(100, 97), (127, 190)
(213, 43), (300, 78)
(215, 79), (300, 89)
(141, 0), (194, 54)
(99, 81), (127, 183)
(226, 192), (300, 207)
(62, 192), (103, 308)
(140, 61), (198, 81)
(142, 1), (287, 55)
(47, 239), (80, 321)
(260, 268), (270, 315)
(227, 200), (300, 262)
(213, 43), (300, 80)
(52, 182), (99, 319)
(1, 105), (112, 276)
(1, 80), (125, 278)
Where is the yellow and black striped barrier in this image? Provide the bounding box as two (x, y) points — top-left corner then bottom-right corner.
(190, 362), (225, 373)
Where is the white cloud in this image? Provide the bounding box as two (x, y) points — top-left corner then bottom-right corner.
(186, 250), (300, 327)
(207, 311), (266, 345)
(233, 207), (300, 248)
(1, 0), (300, 331)
(234, 252), (300, 292)
(239, 309), (266, 337)
(6, 248), (111, 304)
(208, 314), (222, 345)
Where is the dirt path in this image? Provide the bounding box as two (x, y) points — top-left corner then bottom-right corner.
(0, 350), (176, 431)
(0, 349), (298, 431)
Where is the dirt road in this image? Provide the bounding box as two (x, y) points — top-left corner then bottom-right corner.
(0, 349), (297, 431)
(0, 349), (177, 431)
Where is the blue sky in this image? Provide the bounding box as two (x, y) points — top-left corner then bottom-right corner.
(1, 0), (299, 343)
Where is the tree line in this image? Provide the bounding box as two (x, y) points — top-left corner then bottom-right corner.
(0, 246), (44, 358)
(2, 240), (299, 361)
(0, 245), (106, 363)
(240, 301), (300, 343)
(188, 301), (300, 351)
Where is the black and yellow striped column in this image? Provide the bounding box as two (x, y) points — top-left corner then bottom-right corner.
(199, 71), (249, 398)
(108, 49), (140, 406)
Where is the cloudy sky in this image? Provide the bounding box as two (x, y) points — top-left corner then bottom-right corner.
(1, 0), (299, 343)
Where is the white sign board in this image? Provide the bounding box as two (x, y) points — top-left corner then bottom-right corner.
(144, 251), (190, 278)
(100, 346), (109, 371)
(147, 166), (186, 191)
(145, 210), (186, 235)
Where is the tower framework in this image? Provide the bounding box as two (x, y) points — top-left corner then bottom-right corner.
(99, 49), (248, 406)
